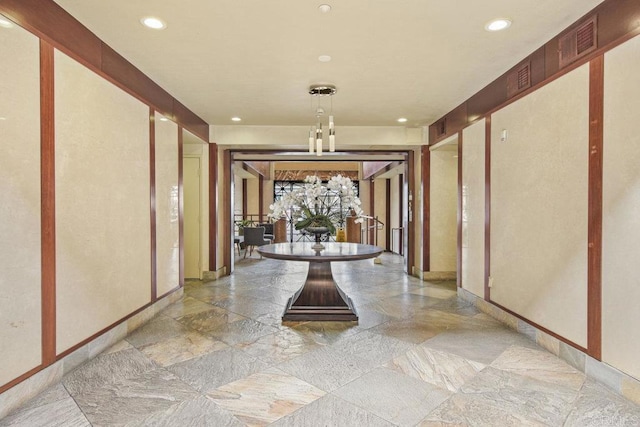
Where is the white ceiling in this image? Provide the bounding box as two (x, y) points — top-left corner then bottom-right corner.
(53, 0), (603, 128)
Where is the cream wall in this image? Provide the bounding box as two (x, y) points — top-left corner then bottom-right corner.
(155, 114), (180, 296)
(374, 178), (387, 249)
(462, 119), (485, 297)
(429, 148), (458, 272)
(602, 35), (640, 380)
(0, 21), (42, 386)
(490, 64), (589, 347)
(246, 178), (260, 218)
(54, 50), (151, 353)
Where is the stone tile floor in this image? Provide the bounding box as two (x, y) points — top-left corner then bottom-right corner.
(2, 253), (640, 426)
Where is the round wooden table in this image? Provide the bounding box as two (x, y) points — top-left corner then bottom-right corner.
(257, 242), (383, 321)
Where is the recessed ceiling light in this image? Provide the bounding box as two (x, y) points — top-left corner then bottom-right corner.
(141, 16), (166, 30)
(231, 117), (242, 122)
(318, 4), (332, 13)
(318, 55), (331, 63)
(485, 18), (511, 32)
(397, 118), (408, 123)
(0, 17), (14, 28)
(159, 117), (169, 122)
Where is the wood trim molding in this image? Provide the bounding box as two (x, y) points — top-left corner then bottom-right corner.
(457, 132), (463, 288)
(178, 128), (184, 288)
(407, 150), (415, 274)
(258, 175), (264, 221)
(208, 143), (218, 271)
(149, 109), (157, 301)
(490, 300), (589, 354)
(369, 179), (375, 244)
(385, 179), (391, 251)
(421, 145), (430, 272)
(40, 39), (56, 366)
(0, 365), (45, 395)
(223, 150), (232, 274)
(484, 117), (491, 301)
(398, 173), (404, 252)
(0, 0), (209, 141)
(587, 56), (604, 360)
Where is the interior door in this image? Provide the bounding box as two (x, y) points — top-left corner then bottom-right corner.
(183, 157), (201, 279)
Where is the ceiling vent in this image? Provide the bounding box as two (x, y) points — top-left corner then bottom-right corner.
(559, 15), (597, 69)
(507, 61), (531, 98)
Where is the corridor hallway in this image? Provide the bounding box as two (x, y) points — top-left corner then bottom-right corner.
(2, 254), (639, 426)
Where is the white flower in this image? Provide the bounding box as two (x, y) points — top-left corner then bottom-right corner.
(267, 175), (364, 229)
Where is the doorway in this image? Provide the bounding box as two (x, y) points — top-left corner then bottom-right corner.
(224, 151), (416, 276)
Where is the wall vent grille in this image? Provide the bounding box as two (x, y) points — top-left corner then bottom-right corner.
(507, 61), (531, 98)
(559, 15), (597, 68)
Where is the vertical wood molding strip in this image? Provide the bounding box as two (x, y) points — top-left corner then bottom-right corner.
(457, 132), (463, 288)
(484, 117), (492, 301)
(421, 145), (430, 272)
(208, 143), (218, 271)
(149, 109), (157, 301)
(40, 39), (56, 366)
(178, 128), (184, 287)
(587, 56), (604, 360)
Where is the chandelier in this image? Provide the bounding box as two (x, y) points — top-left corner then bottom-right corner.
(308, 84), (336, 156)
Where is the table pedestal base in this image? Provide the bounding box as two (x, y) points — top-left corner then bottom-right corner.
(282, 261), (358, 322)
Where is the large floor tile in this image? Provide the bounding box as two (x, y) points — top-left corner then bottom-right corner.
(125, 315), (192, 348)
(369, 318), (445, 344)
(423, 366), (577, 426)
(422, 326), (538, 365)
(333, 367), (451, 426)
(386, 346), (485, 392)
(62, 347), (156, 395)
(235, 329), (321, 364)
(212, 296), (285, 319)
(332, 330), (414, 367)
(278, 346), (373, 392)
(0, 394), (89, 427)
(124, 396), (244, 427)
(564, 380), (640, 426)
(204, 318), (279, 346)
(490, 345), (585, 391)
(138, 331), (228, 367)
(175, 307), (245, 334)
(72, 368), (199, 426)
(167, 347), (269, 392)
(208, 368), (325, 426)
(271, 394), (395, 427)
(159, 296), (218, 319)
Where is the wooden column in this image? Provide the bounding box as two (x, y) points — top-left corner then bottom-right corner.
(208, 143), (218, 271)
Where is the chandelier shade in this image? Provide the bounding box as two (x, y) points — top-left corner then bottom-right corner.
(308, 84), (336, 156)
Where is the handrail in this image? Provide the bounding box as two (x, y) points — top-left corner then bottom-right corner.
(360, 215), (384, 246)
(233, 214), (271, 226)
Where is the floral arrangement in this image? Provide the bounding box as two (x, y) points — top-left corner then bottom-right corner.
(268, 175), (364, 234)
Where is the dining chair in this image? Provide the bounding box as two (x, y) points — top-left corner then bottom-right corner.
(242, 226), (273, 258)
